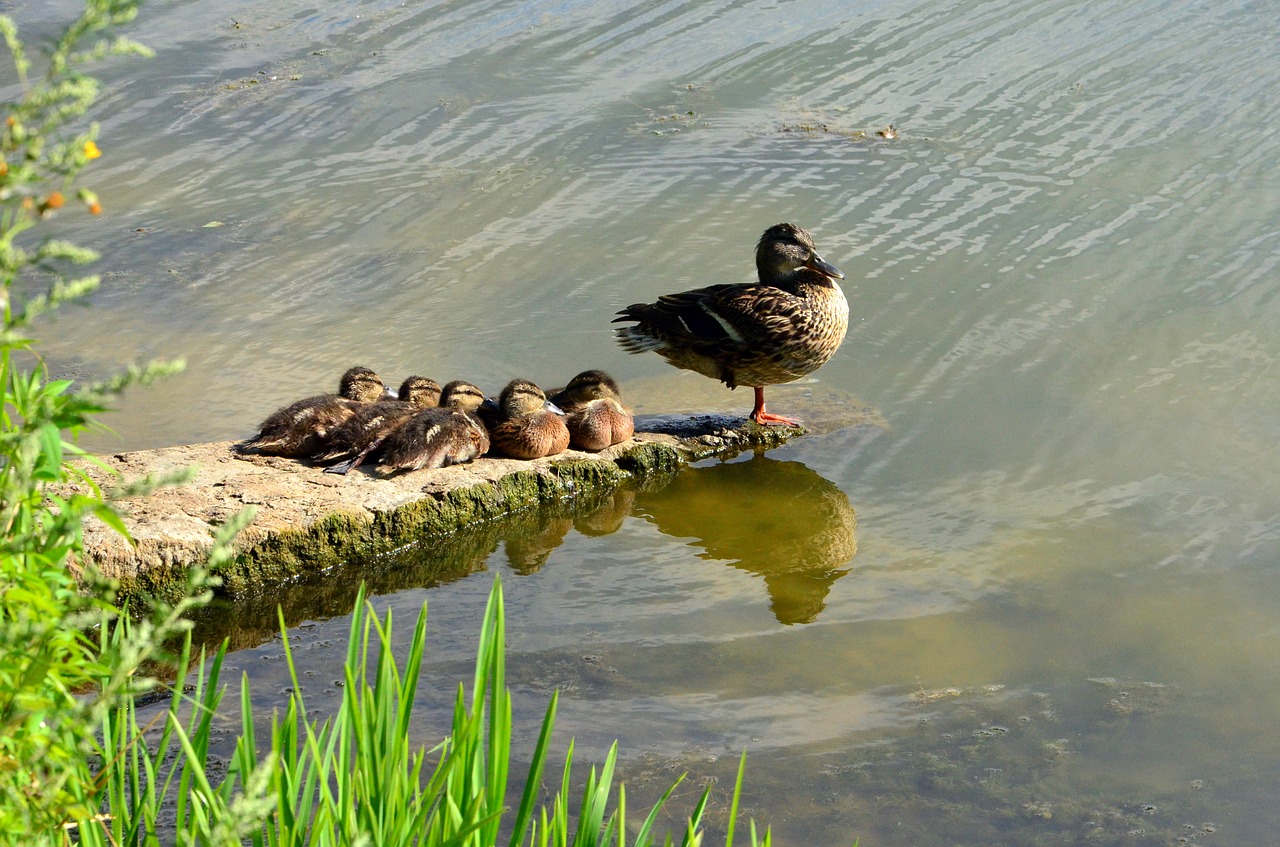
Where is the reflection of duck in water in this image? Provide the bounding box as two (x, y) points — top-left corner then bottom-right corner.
(632, 454), (856, 624)
(502, 511), (574, 575)
(573, 486), (636, 537)
(499, 488), (638, 574)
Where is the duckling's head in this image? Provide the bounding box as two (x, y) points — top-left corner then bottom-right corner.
(558, 370), (623, 403)
(756, 222), (844, 284)
(339, 366), (389, 402)
(438, 380), (486, 413)
(398, 376), (442, 408)
(499, 378), (563, 418)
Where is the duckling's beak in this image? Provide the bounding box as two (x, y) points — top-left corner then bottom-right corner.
(384, 386), (399, 399)
(807, 253), (844, 280)
(544, 399), (566, 416)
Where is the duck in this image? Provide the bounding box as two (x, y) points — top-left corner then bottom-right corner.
(319, 375), (442, 474)
(612, 223), (847, 426)
(486, 378), (570, 460)
(378, 380), (490, 474)
(236, 366), (389, 457)
(549, 370), (634, 452)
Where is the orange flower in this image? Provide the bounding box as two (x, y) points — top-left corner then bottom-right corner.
(83, 140), (102, 160)
(44, 191), (65, 209)
(88, 201), (102, 215)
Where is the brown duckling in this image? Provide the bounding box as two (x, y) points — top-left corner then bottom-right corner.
(487, 378), (570, 460)
(378, 380), (489, 474)
(237, 366), (389, 457)
(549, 370), (634, 452)
(613, 223), (847, 426)
(319, 375), (442, 474)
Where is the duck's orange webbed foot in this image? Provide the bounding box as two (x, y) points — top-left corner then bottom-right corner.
(749, 387), (803, 427)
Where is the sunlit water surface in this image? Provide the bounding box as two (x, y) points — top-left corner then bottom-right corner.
(10, 0), (1280, 843)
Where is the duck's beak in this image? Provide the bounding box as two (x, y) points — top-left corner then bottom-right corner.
(807, 253), (844, 280)
(384, 386), (399, 399)
(544, 399), (566, 416)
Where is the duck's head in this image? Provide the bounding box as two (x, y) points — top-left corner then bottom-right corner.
(398, 376), (442, 408)
(556, 369), (623, 404)
(499, 378), (564, 418)
(756, 222), (844, 284)
(439, 380), (486, 413)
(339, 366), (391, 402)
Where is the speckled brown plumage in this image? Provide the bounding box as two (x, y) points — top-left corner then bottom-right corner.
(549, 370), (634, 452)
(378, 381), (489, 474)
(236, 366), (388, 457)
(487, 379), (570, 460)
(318, 375), (442, 474)
(613, 223), (848, 426)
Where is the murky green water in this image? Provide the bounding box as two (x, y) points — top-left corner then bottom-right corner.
(13, 0), (1280, 842)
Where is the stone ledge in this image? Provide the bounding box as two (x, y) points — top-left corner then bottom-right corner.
(74, 400), (884, 602)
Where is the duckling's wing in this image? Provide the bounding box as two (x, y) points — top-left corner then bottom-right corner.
(239, 394), (357, 454)
(315, 404), (411, 461)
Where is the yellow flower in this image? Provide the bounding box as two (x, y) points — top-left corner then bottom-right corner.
(83, 140), (102, 160)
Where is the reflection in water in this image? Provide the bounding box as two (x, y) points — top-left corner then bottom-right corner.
(188, 485), (640, 650)
(503, 487), (636, 572)
(503, 514), (573, 575)
(632, 454), (856, 625)
(187, 451), (854, 646)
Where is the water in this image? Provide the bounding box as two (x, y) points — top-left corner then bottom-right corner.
(12, 0), (1280, 842)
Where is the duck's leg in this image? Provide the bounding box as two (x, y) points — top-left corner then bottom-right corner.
(749, 386), (802, 427)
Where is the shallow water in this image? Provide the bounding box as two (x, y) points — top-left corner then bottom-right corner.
(12, 0), (1280, 842)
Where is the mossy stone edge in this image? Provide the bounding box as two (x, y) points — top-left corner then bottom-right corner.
(85, 418), (806, 604)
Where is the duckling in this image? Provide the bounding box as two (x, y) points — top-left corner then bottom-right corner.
(487, 378), (570, 460)
(378, 381), (489, 474)
(319, 375), (442, 474)
(613, 223), (847, 426)
(236, 366), (389, 456)
(549, 370), (634, 452)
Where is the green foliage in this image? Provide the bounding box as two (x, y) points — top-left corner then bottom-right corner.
(0, 2), (257, 842)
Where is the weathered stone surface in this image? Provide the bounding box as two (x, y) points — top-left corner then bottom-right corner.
(75, 396), (885, 602)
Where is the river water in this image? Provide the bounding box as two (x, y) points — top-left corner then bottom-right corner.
(13, 0), (1280, 843)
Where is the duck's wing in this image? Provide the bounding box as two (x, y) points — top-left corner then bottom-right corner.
(614, 283), (801, 356)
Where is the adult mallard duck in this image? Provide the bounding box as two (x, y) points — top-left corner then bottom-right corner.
(549, 370), (634, 452)
(319, 375), (442, 474)
(236, 366), (390, 456)
(487, 378), (570, 460)
(378, 380), (489, 473)
(613, 223), (847, 426)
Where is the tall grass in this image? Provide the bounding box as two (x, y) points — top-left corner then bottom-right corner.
(81, 578), (772, 846)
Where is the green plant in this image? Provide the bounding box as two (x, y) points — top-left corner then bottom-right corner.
(0, 2), (265, 842)
(245, 578), (773, 847)
(81, 578), (774, 847)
